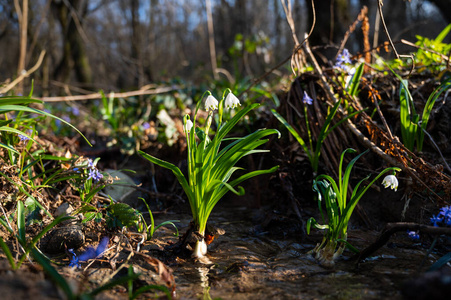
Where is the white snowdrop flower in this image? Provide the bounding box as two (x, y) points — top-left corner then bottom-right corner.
(225, 93), (241, 109)
(382, 175), (398, 192)
(185, 119), (193, 133)
(205, 95), (219, 111)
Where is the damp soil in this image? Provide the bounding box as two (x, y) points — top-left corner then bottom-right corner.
(1, 144), (450, 300)
(1, 193), (446, 300)
(148, 204), (445, 300)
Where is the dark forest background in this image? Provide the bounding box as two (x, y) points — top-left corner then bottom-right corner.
(0, 0), (449, 96)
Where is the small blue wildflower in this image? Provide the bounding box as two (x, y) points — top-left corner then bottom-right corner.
(336, 49), (352, 65)
(430, 214), (443, 227)
(407, 231), (420, 240)
(87, 159), (94, 168)
(302, 91), (313, 105)
(335, 49), (352, 71)
(79, 237), (109, 262)
(18, 134), (29, 142)
(62, 115), (71, 123)
(439, 206), (451, 219)
(72, 107), (80, 116)
(142, 122), (151, 130)
(73, 167), (79, 172)
(88, 168), (103, 182)
(67, 249), (81, 268)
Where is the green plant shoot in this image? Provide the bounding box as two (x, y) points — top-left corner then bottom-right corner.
(139, 90), (279, 258)
(307, 148), (401, 267)
(398, 76), (451, 152)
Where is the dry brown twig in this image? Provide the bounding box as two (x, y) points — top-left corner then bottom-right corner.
(400, 39), (450, 64)
(336, 6), (368, 60)
(239, 0), (316, 97)
(377, 0), (415, 76)
(0, 50), (46, 95)
(38, 85), (179, 102)
(280, 0), (316, 76)
(14, 0), (28, 95)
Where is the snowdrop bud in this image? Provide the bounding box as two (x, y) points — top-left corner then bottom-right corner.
(185, 119), (193, 132)
(205, 95), (219, 111)
(382, 175), (398, 191)
(225, 93), (241, 109)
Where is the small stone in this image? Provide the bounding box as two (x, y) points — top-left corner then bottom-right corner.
(54, 203), (74, 217)
(42, 225), (85, 254)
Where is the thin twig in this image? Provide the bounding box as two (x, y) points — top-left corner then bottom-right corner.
(240, 0), (315, 97)
(400, 39), (450, 63)
(38, 85), (178, 102)
(0, 50), (46, 95)
(418, 124), (451, 174)
(377, 0), (398, 58)
(15, 0), (28, 95)
(377, 0), (415, 76)
(336, 6), (368, 60)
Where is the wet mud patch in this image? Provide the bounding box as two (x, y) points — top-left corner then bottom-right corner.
(149, 205), (444, 300)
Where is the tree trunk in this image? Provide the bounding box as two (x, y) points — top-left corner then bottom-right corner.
(52, 0), (92, 85)
(306, 0), (350, 46)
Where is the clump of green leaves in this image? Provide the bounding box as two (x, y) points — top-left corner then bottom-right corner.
(398, 76), (451, 152)
(307, 149), (401, 267)
(140, 90), (279, 258)
(415, 24), (451, 72)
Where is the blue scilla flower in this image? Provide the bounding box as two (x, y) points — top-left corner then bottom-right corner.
(67, 249), (81, 268)
(72, 107), (80, 116)
(68, 237), (109, 268)
(302, 91), (313, 105)
(430, 214), (443, 227)
(79, 237), (109, 262)
(407, 231), (420, 240)
(142, 122), (151, 130)
(87, 159), (94, 168)
(439, 205), (451, 219)
(335, 49), (352, 70)
(18, 134), (29, 142)
(88, 168), (103, 182)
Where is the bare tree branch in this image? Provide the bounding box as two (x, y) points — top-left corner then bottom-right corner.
(0, 50), (45, 95)
(38, 85), (179, 102)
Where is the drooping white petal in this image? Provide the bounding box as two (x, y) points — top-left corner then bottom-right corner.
(224, 93), (241, 109)
(185, 119), (193, 132)
(205, 95), (219, 111)
(382, 175), (398, 191)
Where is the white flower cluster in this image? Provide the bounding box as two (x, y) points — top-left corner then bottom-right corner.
(205, 92), (241, 111)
